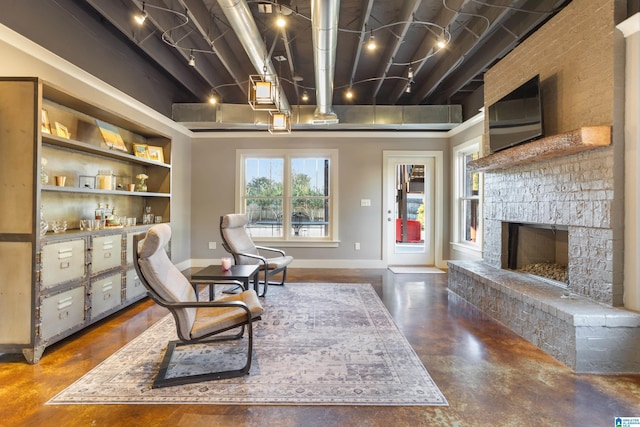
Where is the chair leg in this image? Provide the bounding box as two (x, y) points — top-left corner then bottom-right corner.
(152, 323), (253, 389)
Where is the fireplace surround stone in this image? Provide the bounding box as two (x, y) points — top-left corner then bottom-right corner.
(448, 260), (640, 373)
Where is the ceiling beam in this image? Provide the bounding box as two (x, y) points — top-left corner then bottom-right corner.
(85, 0), (211, 98)
(371, 0), (423, 99)
(178, 0), (250, 98)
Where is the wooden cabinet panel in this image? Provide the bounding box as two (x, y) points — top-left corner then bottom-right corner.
(0, 242), (33, 344)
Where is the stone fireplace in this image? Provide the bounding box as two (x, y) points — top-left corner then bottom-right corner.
(503, 222), (568, 286)
(448, 127), (640, 373)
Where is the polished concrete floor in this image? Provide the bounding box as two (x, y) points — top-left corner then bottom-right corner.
(1, 268), (639, 426)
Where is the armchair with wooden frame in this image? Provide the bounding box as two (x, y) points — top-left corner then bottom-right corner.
(220, 213), (293, 297)
(133, 224), (264, 388)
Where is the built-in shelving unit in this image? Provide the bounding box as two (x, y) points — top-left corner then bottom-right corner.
(0, 77), (172, 363)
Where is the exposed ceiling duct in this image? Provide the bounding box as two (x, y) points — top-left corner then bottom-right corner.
(216, 0), (291, 113)
(311, 0), (340, 123)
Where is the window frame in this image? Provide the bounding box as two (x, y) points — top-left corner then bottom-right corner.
(451, 137), (483, 253)
(236, 149), (339, 247)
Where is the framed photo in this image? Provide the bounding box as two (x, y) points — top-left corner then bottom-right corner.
(133, 143), (150, 159)
(78, 175), (96, 189)
(147, 145), (165, 163)
(96, 120), (127, 152)
(54, 122), (70, 139)
(41, 110), (51, 134)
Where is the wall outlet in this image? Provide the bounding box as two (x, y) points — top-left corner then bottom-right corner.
(208, 241), (216, 250)
(354, 242), (360, 250)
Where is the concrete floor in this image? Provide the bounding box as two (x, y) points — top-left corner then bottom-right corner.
(1, 268), (639, 426)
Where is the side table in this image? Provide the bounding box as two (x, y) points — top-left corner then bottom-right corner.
(190, 264), (261, 300)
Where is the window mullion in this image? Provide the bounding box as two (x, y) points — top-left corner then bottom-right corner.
(283, 154), (292, 240)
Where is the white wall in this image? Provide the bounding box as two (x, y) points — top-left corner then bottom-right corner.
(618, 14), (640, 311)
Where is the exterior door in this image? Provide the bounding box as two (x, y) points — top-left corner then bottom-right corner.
(384, 152), (436, 266)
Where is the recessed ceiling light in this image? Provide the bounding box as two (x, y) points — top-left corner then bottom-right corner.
(274, 55), (287, 62)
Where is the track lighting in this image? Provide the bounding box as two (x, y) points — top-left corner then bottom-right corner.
(407, 67), (414, 79)
(366, 34), (377, 51)
(301, 91), (309, 102)
(345, 88), (354, 99)
(208, 93), (218, 105)
(188, 50), (196, 67)
(276, 15), (286, 28)
(134, 2), (147, 25)
(405, 84), (412, 94)
(436, 35), (447, 49)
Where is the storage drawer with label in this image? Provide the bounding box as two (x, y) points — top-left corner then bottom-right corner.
(41, 239), (86, 289)
(91, 235), (122, 274)
(125, 268), (147, 300)
(90, 272), (123, 318)
(40, 286), (86, 340)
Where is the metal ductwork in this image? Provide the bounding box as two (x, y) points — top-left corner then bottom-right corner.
(311, 0), (340, 123)
(217, 0), (291, 113)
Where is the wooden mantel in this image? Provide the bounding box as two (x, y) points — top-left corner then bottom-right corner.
(468, 126), (611, 172)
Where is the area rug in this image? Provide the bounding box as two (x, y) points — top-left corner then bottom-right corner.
(388, 266), (445, 274)
(47, 283), (447, 406)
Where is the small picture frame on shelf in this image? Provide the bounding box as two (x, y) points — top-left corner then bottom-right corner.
(96, 119), (127, 152)
(133, 143), (150, 159)
(41, 109), (51, 134)
(55, 122), (70, 139)
(147, 145), (165, 163)
(78, 175), (95, 189)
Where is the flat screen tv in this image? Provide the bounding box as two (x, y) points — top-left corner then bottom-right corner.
(488, 75), (544, 154)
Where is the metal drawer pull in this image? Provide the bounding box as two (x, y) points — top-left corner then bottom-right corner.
(58, 251), (73, 260)
(59, 261), (70, 269)
(102, 242), (113, 249)
(57, 296), (73, 310)
(102, 282), (113, 292)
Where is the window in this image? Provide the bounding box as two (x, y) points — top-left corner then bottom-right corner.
(237, 149), (338, 243)
(453, 139), (482, 249)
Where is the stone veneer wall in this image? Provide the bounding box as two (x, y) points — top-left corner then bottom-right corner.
(481, 0), (626, 306)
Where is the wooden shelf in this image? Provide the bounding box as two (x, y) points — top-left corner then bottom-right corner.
(468, 126), (611, 172)
(42, 186), (170, 197)
(42, 134), (171, 169)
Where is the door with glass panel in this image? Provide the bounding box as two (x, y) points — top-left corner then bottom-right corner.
(384, 153), (435, 266)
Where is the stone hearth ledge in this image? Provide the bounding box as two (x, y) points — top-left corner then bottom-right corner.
(448, 260), (640, 373)
(468, 126), (611, 172)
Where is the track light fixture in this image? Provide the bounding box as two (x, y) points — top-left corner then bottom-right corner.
(208, 92), (218, 105)
(407, 67), (414, 80)
(366, 33), (377, 51)
(134, 2), (147, 25)
(301, 91), (309, 102)
(188, 50), (196, 67)
(345, 88), (354, 99)
(276, 15), (286, 28)
(436, 34), (447, 49)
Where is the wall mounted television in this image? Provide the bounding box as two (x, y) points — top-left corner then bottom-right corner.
(488, 75), (544, 154)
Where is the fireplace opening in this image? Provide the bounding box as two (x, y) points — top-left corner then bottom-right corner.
(502, 222), (569, 286)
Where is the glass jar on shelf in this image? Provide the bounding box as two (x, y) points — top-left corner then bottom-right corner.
(96, 170), (115, 190)
(142, 206), (153, 225)
(40, 158), (49, 185)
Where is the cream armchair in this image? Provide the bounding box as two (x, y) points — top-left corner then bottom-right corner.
(220, 213), (293, 297)
(134, 224), (264, 388)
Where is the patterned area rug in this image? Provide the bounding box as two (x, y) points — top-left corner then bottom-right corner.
(48, 283), (447, 406)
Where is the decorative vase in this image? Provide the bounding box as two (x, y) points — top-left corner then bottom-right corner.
(39, 207), (48, 237)
(136, 178), (147, 192)
(41, 168), (49, 185)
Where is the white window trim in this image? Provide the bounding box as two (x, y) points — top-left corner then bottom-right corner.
(451, 137), (483, 253)
(236, 148), (339, 246)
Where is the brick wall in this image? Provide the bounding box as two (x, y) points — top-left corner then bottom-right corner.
(480, 0), (625, 306)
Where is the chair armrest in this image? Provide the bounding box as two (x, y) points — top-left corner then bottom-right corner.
(236, 251), (268, 265)
(255, 245), (286, 256)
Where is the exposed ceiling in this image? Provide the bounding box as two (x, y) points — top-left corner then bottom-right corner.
(82, 0), (570, 125)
